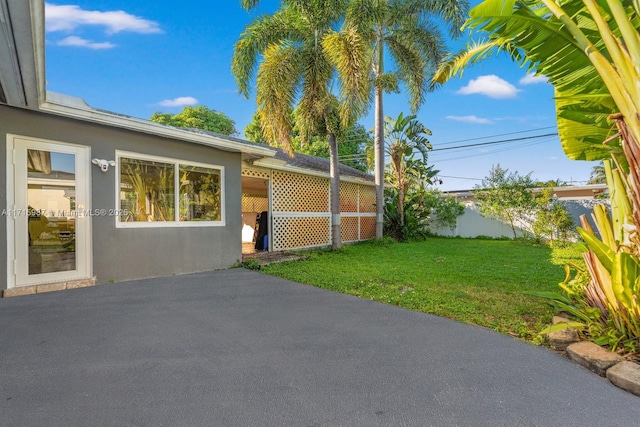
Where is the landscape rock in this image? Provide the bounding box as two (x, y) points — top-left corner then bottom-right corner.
(552, 315), (571, 324)
(606, 361), (640, 397)
(566, 341), (624, 377)
(548, 328), (579, 351)
(547, 316), (579, 350)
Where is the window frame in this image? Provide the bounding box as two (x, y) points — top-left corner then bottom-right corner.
(115, 150), (225, 228)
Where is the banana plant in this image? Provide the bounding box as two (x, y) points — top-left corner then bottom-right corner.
(433, 0), (640, 166)
(434, 0), (640, 351)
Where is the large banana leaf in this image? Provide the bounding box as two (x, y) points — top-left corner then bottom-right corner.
(435, 0), (640, 160)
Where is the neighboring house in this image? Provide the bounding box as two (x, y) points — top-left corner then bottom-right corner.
(433, 185), (608, 238)
(0, 0), (374, 296)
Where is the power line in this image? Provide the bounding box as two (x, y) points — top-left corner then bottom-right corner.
(431, 133), (557, 152)
(431, 138), (554, 163)
(433, 126), (557, 146)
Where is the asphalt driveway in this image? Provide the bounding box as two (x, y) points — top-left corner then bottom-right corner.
(1, 269), (638, 426)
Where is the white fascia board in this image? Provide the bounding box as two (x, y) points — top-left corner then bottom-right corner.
(39, 93), (276, 157)
(251, 158), (375, 186)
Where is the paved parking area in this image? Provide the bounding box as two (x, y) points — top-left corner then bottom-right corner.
(1, 269), (639, 426)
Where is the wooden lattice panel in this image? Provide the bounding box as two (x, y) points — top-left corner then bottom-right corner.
(272, 171), (329, 212)
(360, 216), (376, 239)
(359, 185), (376, 213)
(340, 182), (359, 213)
(272, 216), (330, 250)
(341, 216), (359, 242)
(242, 168), (270, 179)
(242, 194), (268, 212)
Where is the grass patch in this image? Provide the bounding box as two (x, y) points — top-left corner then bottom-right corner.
(261, 237), (584, 343)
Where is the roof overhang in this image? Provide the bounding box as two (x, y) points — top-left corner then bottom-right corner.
(248, 157), (376, 186)
(0, 0), (276, 159)
(0, 0), (40, 109)
(40, 92), (276, 157)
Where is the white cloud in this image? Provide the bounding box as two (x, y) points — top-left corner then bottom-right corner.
(519, 73), (548, 85)
(157, 97), (198, 107)
(445, 115), (493, 124)
(457, 75), (520, 99)
(57, 36), (115, 49)
(45, 3), (162, 34)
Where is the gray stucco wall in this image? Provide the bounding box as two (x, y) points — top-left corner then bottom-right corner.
(1, 105), (243, 287)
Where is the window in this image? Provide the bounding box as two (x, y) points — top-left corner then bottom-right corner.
(117, 152), (224, 227)
(179, 164), (221, 221)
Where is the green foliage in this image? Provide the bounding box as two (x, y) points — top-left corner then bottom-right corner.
(422, 190), (465, 231)
(150, 106), (238, 135)
(243, 112), (268, 144)
(384, 113), (437, 226)
(384, 190), (431, 242)
(244, 110), (371, 172)
(262, 237), (578, 341)
(473, 164), (538, 239)
(531, 190), (577, 246)
(434, 0), (640, 355)
(433, 0), (640, 162)
(529, 160), (640, 354)
(384, 188), (464, 241)
(587, 161), (606, 185)
(231, 258), (262, 270)
(233, 0), (360, 250)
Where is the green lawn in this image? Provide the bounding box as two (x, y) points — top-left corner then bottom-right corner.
(261, 238), (584, 343)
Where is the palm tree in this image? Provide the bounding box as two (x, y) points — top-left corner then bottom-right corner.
(384, 113), (433, 225)
(328, 0), (468, 239)
(233, 0), (369, 250)
(587, 161), (606, 185)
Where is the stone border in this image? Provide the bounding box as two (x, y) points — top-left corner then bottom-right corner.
(547, 318), (640, 397)
(2, 277), (96, 298)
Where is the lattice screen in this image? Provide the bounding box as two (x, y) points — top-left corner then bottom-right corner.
(272, 216), (330, 250)
(242, 194), (268, 213)
(242, 168), (270, 179)
(360, 216), (376, 239)
(340, 182), (359, 212)
(359, 185), (376, 213)
(341, 216), (359, 242)
(272, 171), (329, 212)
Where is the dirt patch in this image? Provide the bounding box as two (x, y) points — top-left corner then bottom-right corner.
(242, 250), (308, 265)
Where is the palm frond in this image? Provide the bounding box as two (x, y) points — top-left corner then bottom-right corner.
(256, 42), (302, 153)
(386, 34), (427, 113)
(432, 39), (517, 87)
(232, 8), (302, 98)
(322, 25), (373, 126)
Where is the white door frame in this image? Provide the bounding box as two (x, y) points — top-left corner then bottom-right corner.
(6, 134), (92, 288)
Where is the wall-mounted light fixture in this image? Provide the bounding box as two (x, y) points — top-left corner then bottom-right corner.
(92, 158), (116, 172)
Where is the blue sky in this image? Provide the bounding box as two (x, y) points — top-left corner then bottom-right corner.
(44, 0), (598, 191)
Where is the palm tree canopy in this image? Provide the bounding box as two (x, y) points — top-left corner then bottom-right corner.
(337, 0), (469, 114)
(433, 0), (640, 163)
(233, 0), (376, 151)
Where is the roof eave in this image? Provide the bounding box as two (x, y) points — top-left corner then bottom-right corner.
(38, 92), (276, 157)
(250, 158), (375, 185)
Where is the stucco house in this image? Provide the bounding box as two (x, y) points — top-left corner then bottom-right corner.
(0, 0), (375, 296)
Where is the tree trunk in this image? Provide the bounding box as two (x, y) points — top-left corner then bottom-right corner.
(392, 153), (404, 226)
(374, 85), (384, 238)
(328, 132), (342, 250)
(374, 33), (385, 240)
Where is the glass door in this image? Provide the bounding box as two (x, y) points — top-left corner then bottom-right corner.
(12, 137), (90, 287)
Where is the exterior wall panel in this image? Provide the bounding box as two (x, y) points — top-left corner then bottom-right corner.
(1, 105), (242, 287)
(269, 169), (375, 251)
